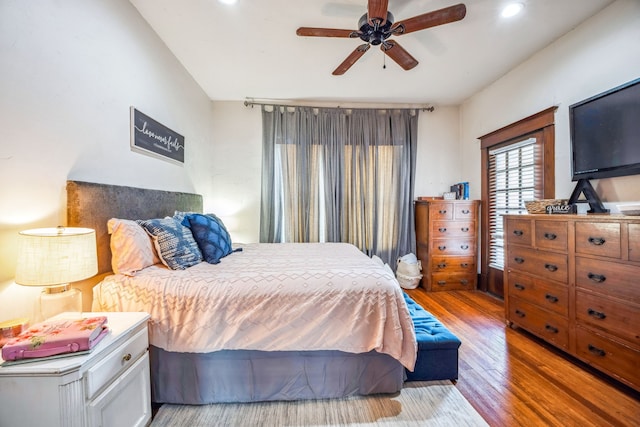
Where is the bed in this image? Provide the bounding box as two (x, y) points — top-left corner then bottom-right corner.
(67, 180), (417, 404)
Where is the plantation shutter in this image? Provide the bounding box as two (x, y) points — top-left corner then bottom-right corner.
(488, 137), (542, 270)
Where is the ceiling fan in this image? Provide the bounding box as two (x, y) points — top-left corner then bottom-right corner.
(296, 1), (466, 75)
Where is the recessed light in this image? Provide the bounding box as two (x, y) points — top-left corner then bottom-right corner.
(218, 0), (237, 5)
(501, 2), (524, 18)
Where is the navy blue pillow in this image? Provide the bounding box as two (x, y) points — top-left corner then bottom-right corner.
(181, 214), (236, 264)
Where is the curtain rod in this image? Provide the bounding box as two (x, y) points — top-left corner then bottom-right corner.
(243, 98), (435, 112)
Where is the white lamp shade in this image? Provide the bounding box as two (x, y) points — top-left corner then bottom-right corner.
(15, 227), (98, 286)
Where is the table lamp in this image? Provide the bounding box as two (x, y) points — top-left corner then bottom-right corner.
(15, 226), (98, 320)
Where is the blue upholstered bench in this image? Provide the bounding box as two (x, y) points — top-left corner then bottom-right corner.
(403, 292), (461, 382)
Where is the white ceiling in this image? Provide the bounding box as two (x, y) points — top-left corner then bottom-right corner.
(129, 0), (615, 106)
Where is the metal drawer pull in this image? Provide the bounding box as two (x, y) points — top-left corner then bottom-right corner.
(545, 324), (559, 334)
(438, 245), (447, 251)
(587, 308), (606, 320)
(588, 344), (606, 357)
(545, 294), (559, 303)
(544, 232), (557, 240)
(588, 237), (606, 246)
(461, 227), (469, 232)
(438, 227), (447, 232)
(460, 279), (469, 285)
(122, 353), (132, 362)
(544, 263), (558, 272)
(515, 309), (525, 318)
(461, 244), (469, 250)
(514, 257), (525, 264)
(513, 230), (524, 236)
(460, 263), (469, 268)
(437, 280), (447, 286)
(437, 263), (447, 268)
(439, 210), (447, 214)
(461, 209), (470, 214)
(514, 283), (525, 291)
(587, 272), (606, 283)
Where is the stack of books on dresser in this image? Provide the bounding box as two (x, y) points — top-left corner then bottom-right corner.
(1, 316), (108, 364)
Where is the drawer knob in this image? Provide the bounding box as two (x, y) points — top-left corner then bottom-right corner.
(460, 279), (469, 285)
(437, 280), (447, 286)
(514, 283), (525, 291)
(461, 244), (469, 250)
(461, 227), (469, 232)
(588, 344), (606, 357)
(514, 257), (525, 264)
(587, 308), (606, 320)
(438, 245), (447, 251)
(513, 230), (524, 236)
(438, 227), (447, 232)
(439, 210), (447, 214)
(544, 263), (558, 272)
(587, 272), (606, 283)
(437, 263), (447, 268)
(544, 232), (557, 240)
(515, 309), (526, 318)
(461, 209), (470, 214)
(545, 324), (559, 334)
(460, 263), (469, 268)
(545, 294), (559, 303)
(588, 236), (606, 246)
(122, 353), (132, 362)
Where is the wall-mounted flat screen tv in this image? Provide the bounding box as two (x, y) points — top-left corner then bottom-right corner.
(570, 77), (640, 181)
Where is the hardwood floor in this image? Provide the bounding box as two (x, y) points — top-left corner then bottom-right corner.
(404, 288), (640, 427)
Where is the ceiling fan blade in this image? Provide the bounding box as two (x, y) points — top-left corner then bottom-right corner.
(392, 3), (466, 35)
(368, 0), (389, 24)
(333, 44), (371, 75)
(381, 40), (418, 70)
(296, 27), (357, 38)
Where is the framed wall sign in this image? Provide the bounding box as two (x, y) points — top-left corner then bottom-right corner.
(130, 107), (184, 165)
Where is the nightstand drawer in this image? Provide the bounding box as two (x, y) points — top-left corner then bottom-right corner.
(86, 327), (148, 399)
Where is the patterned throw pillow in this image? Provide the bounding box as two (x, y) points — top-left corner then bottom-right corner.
(137, 218), (203, 270)
(108, 218), (160, 275)
(181, 213), (235, 264)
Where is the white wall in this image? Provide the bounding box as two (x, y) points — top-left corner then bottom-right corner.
(460, 0), (640, 205)
(0, 0), (215, 320)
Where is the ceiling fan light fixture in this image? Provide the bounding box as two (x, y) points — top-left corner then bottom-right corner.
(501, 2), (524, 18)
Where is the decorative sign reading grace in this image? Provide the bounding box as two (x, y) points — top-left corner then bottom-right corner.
(130, 107), (184, 164)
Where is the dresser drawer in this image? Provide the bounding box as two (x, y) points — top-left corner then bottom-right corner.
(575, 222), (621, 258)
(85, 327), (149, 399)
(535, 220), (568, 251)
(575, 257), (640, 304)
(505, 218), (532, 247)
(430, 273), (476, 291)
(509, 297), (569, 349)
(431, 221), (476, 238)
(430, 238), (476, 256)
(576, 326), (640, 389)
(629, 224), (640, 262)
(428, 202), (453, 220)
(576, 291), (639, 345)
(507, 246), (568, 282)
(506, 271), (568, 317)
(431, 256), (475, 273)
(453, 203), (477, 220)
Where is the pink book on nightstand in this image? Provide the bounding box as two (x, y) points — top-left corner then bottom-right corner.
(1, 316), (108, 361)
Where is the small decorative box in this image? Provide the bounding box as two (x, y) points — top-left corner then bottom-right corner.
(0, 318), (29, 348)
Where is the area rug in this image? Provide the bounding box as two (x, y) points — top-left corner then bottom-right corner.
(150, 380), (488, 426)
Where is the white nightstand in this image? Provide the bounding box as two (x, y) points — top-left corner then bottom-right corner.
(0, 312), (151, 427)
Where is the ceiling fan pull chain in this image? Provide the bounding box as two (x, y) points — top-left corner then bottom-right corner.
(383, 52), (386, 69)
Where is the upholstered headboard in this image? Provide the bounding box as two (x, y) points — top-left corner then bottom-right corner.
(66, 180), (203, 275)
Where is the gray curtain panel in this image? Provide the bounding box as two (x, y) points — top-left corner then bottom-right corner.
(260, 105), (418, 267)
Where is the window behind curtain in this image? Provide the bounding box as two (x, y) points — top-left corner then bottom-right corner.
(488, 136), (542, 269)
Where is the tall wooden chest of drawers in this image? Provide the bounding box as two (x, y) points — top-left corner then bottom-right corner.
(504, 214), (640, 391)
(415, 199), (480, 291)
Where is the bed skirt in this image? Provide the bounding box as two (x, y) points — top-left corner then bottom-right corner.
(150, 346), (406, 404)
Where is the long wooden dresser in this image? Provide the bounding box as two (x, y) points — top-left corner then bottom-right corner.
(415, 199), (480, 291)
(504, 214), (640, 391)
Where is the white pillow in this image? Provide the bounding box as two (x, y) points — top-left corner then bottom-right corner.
(108, 218), (160, 275)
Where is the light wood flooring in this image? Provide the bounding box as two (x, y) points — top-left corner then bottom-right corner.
(404, 288), (640, 426)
